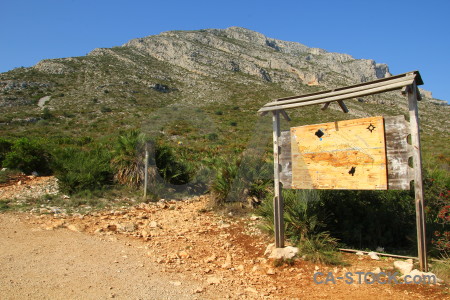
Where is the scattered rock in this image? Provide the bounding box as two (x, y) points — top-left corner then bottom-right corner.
(368, 252), (380, 260)
(117, 222), (137, 232)
(244, 287), (258, 294)
(266, 268), (276, 275)
(236, 264), (245, 271)
(372, 267), (382, 274)
(264, 243), (299, 260)
(148, 221), (159, 228)
(178, 250), (189, 259)
(204, 255), (216, 263)
(355, 251), (364, 256)
(221, 253), (232, 269)
(67, 224), (85, 232)
(394, 259), (414, 275)
(206, 276), (221, 285)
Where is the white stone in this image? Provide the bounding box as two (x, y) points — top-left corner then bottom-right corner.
(394, 260), (414, 275)
(372, 267), (382, 274)
(264, 243), (299, 260)
(367, 252), (379, 260)
(206, 276), (221, 284)
(148, 221), (159, 228)
(250, 215), (261, 221)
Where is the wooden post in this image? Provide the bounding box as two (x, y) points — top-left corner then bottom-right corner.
(408, 82), (428, 272)
(272, 110), (285, 248)
(144, 145), (149, 200)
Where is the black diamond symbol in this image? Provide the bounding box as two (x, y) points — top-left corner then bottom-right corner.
(367, 124), (376, 133)
(315, 129), (324, 138)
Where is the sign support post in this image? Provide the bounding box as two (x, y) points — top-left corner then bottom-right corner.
(272, 110), (285, 248)
(407, 82), (428, 272)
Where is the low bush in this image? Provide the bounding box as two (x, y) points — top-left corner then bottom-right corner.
(0, 138), (13, 166)
(2, 138), (52, 175)
(209, 157), (240, 204)
(209, 155), (272, 205)
(110, 130), (194, 194)
(154, 142), (192, 185)
(52, 146), (113, 194)
(258, 190), (345, 265)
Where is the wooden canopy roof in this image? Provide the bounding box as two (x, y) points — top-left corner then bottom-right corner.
(258, 71), (423, 114)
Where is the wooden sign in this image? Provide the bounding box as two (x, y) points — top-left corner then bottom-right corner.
(290, 116), (387, 190)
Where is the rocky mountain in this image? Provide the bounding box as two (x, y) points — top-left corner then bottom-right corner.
(0, 27), (447, 155)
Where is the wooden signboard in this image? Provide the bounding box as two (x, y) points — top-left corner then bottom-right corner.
(290, 116), (387, 190)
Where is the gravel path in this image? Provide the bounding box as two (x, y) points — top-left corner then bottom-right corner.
(0, 213), (221, 299)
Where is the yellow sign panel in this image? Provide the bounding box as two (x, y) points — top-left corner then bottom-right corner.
(291, 116), (387, 190)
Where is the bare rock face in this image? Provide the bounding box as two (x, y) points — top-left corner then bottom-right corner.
(122, 27), (391, 89)
(34, 59), (74, 74)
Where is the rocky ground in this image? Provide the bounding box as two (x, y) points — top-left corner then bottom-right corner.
(1, 176), (449, 299)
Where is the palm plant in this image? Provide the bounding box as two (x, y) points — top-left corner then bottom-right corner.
(210, 157), (240, 204)
(110, 130), (147, 188)
(258, 189), (345, 265)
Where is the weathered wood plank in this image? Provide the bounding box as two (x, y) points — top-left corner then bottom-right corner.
(258, 79), (415, 113)
(290, 116), (387, 190)
(272, 111), (284, 248)
(279, 115), (416, 191)
(384, 116), (413, 190)
(279, 131), (292, 188)
(260, 73), (418, 110)
(408, 82), (428, 271)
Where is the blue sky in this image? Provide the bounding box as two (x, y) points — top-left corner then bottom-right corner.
(1, 0), (449, 101)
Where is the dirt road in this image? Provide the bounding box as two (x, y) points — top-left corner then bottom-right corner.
(0, 213), (224, 299)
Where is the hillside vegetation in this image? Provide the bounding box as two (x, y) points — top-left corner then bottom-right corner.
(0, 27), (448, 264)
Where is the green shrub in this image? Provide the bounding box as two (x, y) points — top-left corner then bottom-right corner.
(298, 232), (345, 265)
(422, 154), (450, 258)
(258, 190), (344, 265)
(0, 138), (13, 166)
(154, 142), (191, 185)
(101, 106), (112, 113)
(431, 258), (450, 283)
(210, 157), (240, 204)
(52, 146), (113, 194)
(209, 155), (272, 205)
(111, 130), (193, 190)
(206, 133), (218, 141)
(2, 138), (52, 175)
(41, 107), (53, 120)
(0, 200), (10, 212)
(0, 169), (21, 184)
